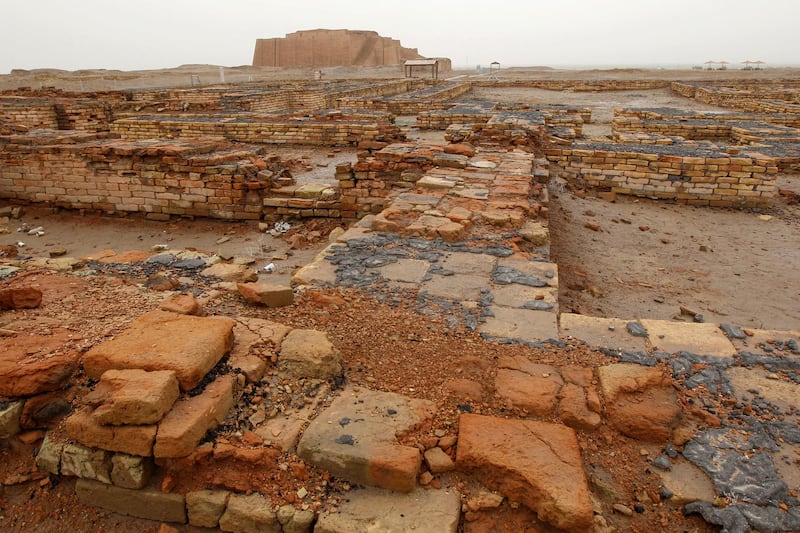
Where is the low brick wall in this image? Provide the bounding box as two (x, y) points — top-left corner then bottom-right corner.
(474, 79), (670, 91)
(0, 133), (270, 219)
(111, 116), (403, 147)
(337, 82), (473, 114)
(0, 97), (113, 131)
(544, 145), (777, 207)
(671, 81), (800, 113)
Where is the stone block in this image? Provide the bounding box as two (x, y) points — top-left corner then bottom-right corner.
(201, 262), (258, 282)
(456, 414), (593, 532)
(83, 310), (235, 392)
(559, 313), (649, 353)
(598, 364), (681, 442)
(187, 489), (231, 528)
(159, 294), (203, 315)
(298, 387), (435, 493)
(0, 400), (23, 439)
(0, 287), (42, 310)
(86, 369), (180, 425)
(494, 358), (562, 416)
(315, 487), (460, 533)
(0, 338), (79, 396)
(480, 307), (559, 343)
(76, 479), (187, 523)
(154, 374), (235, 458)
(237, 283), (294, 307)
(218, 493), (280, 533)
(278, 329), (342, 380)
(34, 433), (63, 475)
(61, 442), (112, 484)
(111, 453), (153, 489)
(640, 319), (736, 357)
(66, 408), (157, 456)
(424, 446), (455, 473)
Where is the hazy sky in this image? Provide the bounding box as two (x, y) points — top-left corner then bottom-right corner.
(2, 0), (798, 73)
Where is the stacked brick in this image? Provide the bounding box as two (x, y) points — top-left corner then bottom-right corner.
(474, 80), (670, 91)
(337, 82), (472, 114)
(544, 145), (777, 207)
(0, 133), (268, 220)
(671, 81), (800, 113)
(0, 97), (113, 132)
(111, 115), (403, 147)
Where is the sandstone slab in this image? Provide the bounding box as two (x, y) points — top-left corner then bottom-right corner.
(559, 313), (649, 353)
(494, 357), (562, 416)
(490, 284), (557, 310)
(456, 414), (594, 532)
(76, 479), (187, 523)
(421, 273), (487, 301)
(598, 364), (681, 442)
(66, 407), (157, 456)
(0, 286), (42, 310)
(83, 310), (235, 392)
(726, 367), (800, 411)
(154, 374), (235, 458)
(297, 387), (435, 492)
(379, 259), (430, 284)
(291, 246), (340, 286)
(480, 306), (559, 343)
(237, 282), (294, 307)
(0, 330), (79, 396)
(557, 383), (602, 432)
(440, 252), (497, 275)
(86, 369), (179, 426)
(278, 329), (342, 380)
(201, 262), (258, 282)
(218, 493), (279, 533)
(315, 487), (460, 533)
(159, 294), (203, 315)
(640, 319), (736, 357)
(229, 317), (291, 383)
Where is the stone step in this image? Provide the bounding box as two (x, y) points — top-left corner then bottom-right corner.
(297, 387), (435, 493)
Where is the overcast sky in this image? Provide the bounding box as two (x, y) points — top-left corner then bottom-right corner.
(2, 0), (798, 73)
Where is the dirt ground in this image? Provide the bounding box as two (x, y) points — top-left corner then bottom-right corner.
(470, 85), (800, 331)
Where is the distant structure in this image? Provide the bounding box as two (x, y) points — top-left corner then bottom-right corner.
(252, 29), (451, 71)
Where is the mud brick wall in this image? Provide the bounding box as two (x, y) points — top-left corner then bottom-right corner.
(0, 136), (269, 219)
(614, 107), (800, 129)
(0, 99), (58, 129)
(111, 117), (402, 147)
(672, 81), (800, 113)
(335, 144), (441, 219)
(338, 83), (472, 114)
(544, 146), (777, 207)
(612, 117), (733, 140)
(474, 80), (670, 91)
(0, 98), (113, 132)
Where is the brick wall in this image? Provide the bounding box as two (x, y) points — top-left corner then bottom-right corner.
(0, 134), (269, 220)
(111, 117), (403, 147)
(544, 145), (777, 207)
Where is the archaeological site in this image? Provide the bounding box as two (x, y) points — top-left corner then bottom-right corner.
(1, 29), (799, 533)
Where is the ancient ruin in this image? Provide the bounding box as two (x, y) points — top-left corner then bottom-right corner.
(1, 60), (799, 533)
(252, 29), (452, 72)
